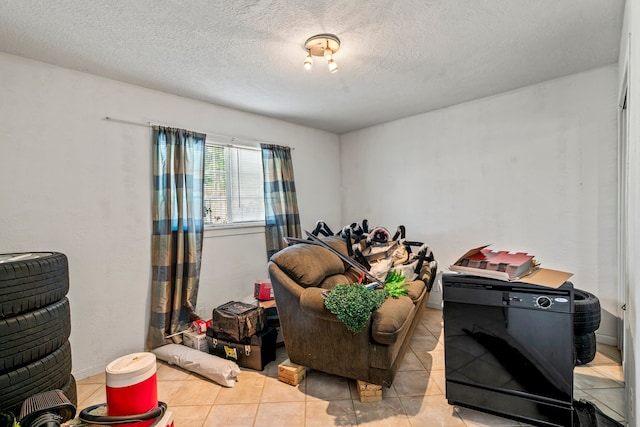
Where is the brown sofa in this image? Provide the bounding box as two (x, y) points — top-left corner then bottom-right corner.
(268, 237), (436, 387)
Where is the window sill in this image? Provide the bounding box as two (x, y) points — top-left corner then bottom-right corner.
(204, 223), (265, 238)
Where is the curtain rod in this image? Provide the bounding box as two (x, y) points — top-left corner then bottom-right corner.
(103, 116), (291, 150)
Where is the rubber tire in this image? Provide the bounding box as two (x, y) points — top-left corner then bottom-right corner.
(575, 332), (597, 366)
(0, 341), (72, 416)
(0, 298), (71, 373)
(0, 411), (15, 427)
(574, 289), (601, 335)
(60, 374), (77, 408)
(0, 252), (69, 318)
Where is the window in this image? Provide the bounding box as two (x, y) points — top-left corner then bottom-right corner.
(203, 142), (265, 226)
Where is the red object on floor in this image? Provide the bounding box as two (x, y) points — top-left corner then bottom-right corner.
(105, 352), (158, 427)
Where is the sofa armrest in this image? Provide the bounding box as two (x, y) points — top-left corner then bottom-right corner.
(371, 296), (415, 345)
(299, 287), (341, 322)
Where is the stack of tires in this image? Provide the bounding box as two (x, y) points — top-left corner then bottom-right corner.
(0, 253), (76, 416)
(573, 288), (601, 366)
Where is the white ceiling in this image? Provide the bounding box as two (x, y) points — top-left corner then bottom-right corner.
(0, 0), (626, 134)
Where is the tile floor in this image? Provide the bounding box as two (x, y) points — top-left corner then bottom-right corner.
(76, 308), (626, 426)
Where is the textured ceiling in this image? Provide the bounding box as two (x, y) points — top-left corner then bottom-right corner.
(0, 0), (625, 134)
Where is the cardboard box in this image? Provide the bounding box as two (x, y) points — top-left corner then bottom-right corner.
(449, 244), (573, 288)
(254, 281), (274, 301)
(278, 359), (306, 385)
(206, 326), (277, 371)
(183, 330), (208, 352)
(259, 299), (277, 309)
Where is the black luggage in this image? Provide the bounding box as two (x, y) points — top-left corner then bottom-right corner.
(206, 326), (277, 371)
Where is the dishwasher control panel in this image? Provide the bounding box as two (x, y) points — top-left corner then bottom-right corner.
(502, 291), (572, 313)
(535, 296), (553, 309)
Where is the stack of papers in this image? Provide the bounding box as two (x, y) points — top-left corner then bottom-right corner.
(449, 244), (573, 288)
(451, 245), (536, 280)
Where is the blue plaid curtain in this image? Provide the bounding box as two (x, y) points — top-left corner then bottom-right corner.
(261, 144), (301, 259)
(147, 126), (206, 349)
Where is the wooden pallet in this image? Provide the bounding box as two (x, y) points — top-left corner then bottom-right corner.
(356, 380), (382, 402)
(278, 359), (306, 386)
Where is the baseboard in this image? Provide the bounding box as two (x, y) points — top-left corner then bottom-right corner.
(595, 332), (618, 347)
(72, 364), (107, 381)
(427, 296), (443, 309)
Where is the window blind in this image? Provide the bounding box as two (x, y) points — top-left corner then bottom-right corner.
(204, 143), (265, 225)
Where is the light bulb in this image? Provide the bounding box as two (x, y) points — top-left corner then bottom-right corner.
(324, 48), (333, 61)
(303, 53), (313, 70)
(328, 58), (338, 73)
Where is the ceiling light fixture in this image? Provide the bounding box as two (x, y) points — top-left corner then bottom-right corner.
(303, 53), (313, 70)
(304, 34), (340, 73)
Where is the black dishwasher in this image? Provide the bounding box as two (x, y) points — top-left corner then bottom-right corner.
(443, 273), (574, 426)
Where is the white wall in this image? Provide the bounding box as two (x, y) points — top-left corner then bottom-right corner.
(0, 49), (623, 388)
(0, 52), (341, 378)
(340, 66), (619, 341)
(619, 0), (639, 422)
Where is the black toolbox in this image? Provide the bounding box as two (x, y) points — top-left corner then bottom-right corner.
(206, 326), (277, 371)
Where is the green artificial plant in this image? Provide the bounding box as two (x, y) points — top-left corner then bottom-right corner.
(323, 283), (387, 334)
(384, 269), (410, 298)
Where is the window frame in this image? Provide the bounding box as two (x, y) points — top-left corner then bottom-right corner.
(203, 139), (265, 230)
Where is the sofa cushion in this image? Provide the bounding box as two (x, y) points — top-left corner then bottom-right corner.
(271, 243), (345, 288)
(404, 279), (426, 303)
(370, 296), (415, 345)
(322, 236), (349, 256)
(319, 274), (353, 290)
(321, 236), (356, 272)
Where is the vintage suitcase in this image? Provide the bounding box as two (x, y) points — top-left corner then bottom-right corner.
(212, 301), (265, 342)
(206, 326), (277, 371)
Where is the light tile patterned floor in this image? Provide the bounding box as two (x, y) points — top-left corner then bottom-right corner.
(76, 308), (626, 426)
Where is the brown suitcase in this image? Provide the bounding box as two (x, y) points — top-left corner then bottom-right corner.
(211, 301), (265, 342)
